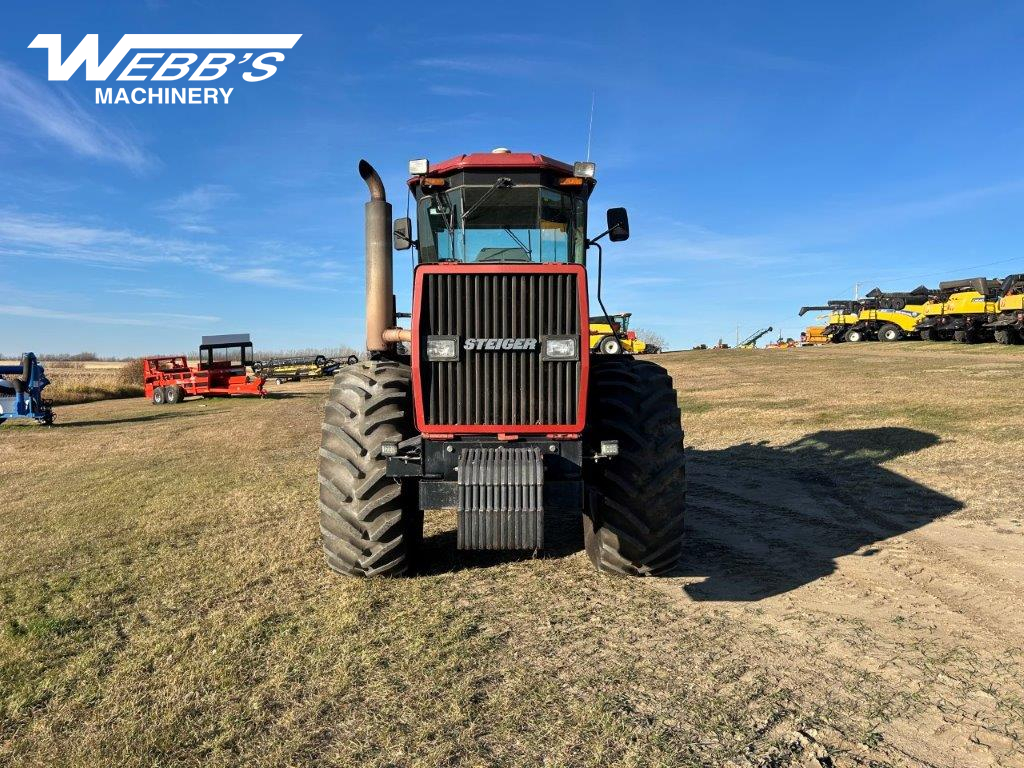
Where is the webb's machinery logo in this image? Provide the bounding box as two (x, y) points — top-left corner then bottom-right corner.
(28, 34), (302, 105)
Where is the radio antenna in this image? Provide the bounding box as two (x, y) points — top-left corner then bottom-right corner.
(585, 91), (595, 161)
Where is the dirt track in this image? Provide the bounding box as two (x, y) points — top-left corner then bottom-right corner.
(662, 344), (1024, 766)
(1, 342), (1022, 766)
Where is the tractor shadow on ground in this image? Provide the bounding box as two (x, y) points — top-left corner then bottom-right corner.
(677, 427), (963, 601)
(54, 411), (207, 428)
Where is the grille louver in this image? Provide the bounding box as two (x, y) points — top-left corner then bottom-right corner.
(417, 271), (582, 427)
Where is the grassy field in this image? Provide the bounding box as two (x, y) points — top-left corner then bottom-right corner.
(2, 343), (1023, 767)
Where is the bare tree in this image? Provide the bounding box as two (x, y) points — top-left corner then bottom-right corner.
(634, 328), (666, 351)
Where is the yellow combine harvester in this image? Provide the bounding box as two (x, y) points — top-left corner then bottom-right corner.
(797, 301), (860, 341)
(916, 277), (1001, 343)
(985, 274), (1024, 345)
(798, 286), (932, 342)
(588, 312), (658, 354)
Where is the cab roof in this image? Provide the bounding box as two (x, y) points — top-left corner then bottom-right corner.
(408, 151), (575, 187)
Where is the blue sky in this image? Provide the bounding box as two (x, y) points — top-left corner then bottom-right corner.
(2, 1), (1024, 355)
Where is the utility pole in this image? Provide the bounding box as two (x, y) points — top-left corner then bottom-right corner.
(853, 281), (862, 299)
(735, 324), (740, 347)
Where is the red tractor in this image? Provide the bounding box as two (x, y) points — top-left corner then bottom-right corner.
(144, 334), (265, 404)
(319, 151), (686, 577)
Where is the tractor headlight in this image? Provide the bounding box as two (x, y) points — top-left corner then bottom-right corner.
(573, 161), (596, 178)
(409, 158), (429, 175)
(426, 336), (459, 361)
(541, 336), (578, 361)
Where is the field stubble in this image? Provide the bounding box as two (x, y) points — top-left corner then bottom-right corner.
(1, 342), (1022, 766)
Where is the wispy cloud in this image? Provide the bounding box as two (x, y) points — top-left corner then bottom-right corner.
(0, 209), (341, 292)
(824, 179), (1024, 234)
(220, 266), (333, 290)
(0, 209), (222, 268)
(0, 60), (153, 171)
(107, 287), (183, 299)
(613, 275), (686, 288)
(622, 177), (1024, 273)
(0, 304), (218, 328)
(154, 184), (237, 233)
(454, 33), (593, 49)
(427, 85), (490, 97)
(620, 221), (798, 267)
(0, 206), (349, 298)
(414, 56), (541, 76)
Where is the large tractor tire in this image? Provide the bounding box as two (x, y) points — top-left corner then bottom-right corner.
(318, 360), (421, 577)
(844, 327), (867, 342)
(583, 357), (686, 576)
(878, 323), (902, 342)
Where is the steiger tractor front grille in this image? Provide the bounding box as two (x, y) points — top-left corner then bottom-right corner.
(413, 265), (587, 432)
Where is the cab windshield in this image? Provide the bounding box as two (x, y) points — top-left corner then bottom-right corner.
(417, 183), (585, 263)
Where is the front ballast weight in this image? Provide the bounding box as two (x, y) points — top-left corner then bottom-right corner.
(456, 447), (544, 550)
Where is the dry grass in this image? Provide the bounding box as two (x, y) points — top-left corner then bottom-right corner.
(13, 360), (146, 406)
(1, 342), (1023, 766)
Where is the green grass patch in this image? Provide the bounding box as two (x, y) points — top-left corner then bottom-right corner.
(679, 397), (715, 415)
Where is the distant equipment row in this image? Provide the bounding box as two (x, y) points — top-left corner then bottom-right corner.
(799, 274), (1024, 344)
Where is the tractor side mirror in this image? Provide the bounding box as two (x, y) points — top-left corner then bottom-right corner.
(607, 207), (629, 242)
(393, 217), (413, 251)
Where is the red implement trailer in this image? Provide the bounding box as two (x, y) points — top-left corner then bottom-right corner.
(143, 334), (265, 404)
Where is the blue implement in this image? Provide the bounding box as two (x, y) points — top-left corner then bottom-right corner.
(0, 353), (54, 425)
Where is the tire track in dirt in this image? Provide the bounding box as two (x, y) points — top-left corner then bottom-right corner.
(656, 449), (1024, 766)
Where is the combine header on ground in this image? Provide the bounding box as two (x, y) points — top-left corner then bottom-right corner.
(318, 150), (687, 577)
(144, 334), (265, 404)
(0, 353), (53, 425)
(253, 353), (359, 383)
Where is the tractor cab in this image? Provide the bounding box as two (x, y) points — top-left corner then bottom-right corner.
(588, 312), (650, 354)
(198, 334), (255, 377)
(400, 150), (606, 265)
(592, 312), (632, 336)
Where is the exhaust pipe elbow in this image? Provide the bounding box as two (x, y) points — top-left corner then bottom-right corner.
(361, 160), (393, 352)
(358, 160), (386, 202)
